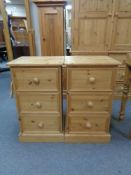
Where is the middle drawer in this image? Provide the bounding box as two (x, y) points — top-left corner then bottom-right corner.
(67, 93), (112, 114)
(16, 92), (61, 114)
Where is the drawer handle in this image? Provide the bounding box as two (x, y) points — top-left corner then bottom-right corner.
(120, 86), (124, 91)
(38, 122), (44, 129)
(35, 102), (42, 108)
(33, 77), (40, 85)
(89, 77), (96, 83)
(87, 101), (93, 108)
(85, 122), (92, 129)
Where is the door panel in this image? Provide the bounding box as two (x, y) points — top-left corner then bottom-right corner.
(40, 7), (64, 56)
(72, 0), (113, 53)
(79, 0), (112, 12)
(111, 0), (131, 50)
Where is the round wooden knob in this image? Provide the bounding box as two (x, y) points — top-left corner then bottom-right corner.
(33, 77), (40, 84)
(89, 77), (96, 83)
(38, 122), (44, 129)
(87, 101), (93, 108)
(85, 122), (92, 129)
(35, 102), (41, 108)
(120, 86), (124, 91)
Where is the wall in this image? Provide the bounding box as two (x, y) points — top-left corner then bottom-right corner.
(6, 4), (26, 17)
(30, 0), (41, 56)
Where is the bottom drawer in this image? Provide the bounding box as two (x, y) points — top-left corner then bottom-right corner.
(20, 115), (61, 132)
(68, 114), (110, 133)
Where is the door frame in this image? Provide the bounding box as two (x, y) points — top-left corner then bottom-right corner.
(0, 0), (14, 61)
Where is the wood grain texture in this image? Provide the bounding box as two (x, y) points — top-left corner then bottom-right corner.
(9, 56), (63, 142)
(8, 56), (119, 143)
(65, 56), (119, 143)
(33, 0), (66, 56)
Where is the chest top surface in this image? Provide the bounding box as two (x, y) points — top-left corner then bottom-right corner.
(7, 56), (120, 67)
(7, 56), (65, 67)
(64, 56), (120, 67)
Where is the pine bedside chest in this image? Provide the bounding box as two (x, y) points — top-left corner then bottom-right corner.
(8, 56), (64, 142)
(64, 56), (120, 143)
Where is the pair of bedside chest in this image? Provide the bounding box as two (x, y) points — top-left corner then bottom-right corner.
(8, 56), (120, 143)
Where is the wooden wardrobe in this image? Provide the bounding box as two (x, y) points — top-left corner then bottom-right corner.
(71, 0), (131, 98)
(33, 0), (66, 56)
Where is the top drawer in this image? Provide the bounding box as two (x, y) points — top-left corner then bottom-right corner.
(12, 68), (61, 92)
(67, 68), (115, 92)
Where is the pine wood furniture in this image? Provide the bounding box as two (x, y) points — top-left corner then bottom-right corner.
(64, 56), (120, 143)
(33, 0), (66, 56)
(8, 56), (64, 142)
(8, 56), (120, 143)
(119, 54), (131, 123)
(71, 0), (131, 99)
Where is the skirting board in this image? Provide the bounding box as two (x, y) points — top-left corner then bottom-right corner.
(19, 133), (64, 142)
(64, 133), (111, 143)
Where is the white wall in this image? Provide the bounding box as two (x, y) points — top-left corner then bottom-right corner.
(6, 4), (26, 17)
(30, 0), (41, 56)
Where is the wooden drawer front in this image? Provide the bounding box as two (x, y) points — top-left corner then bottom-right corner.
(69, 115), (109, 133)
(68, 94), (112, 113)
(17, 93), (60, 113)
(13, 68), (60, 91)
(116, 68), (125, 82)
(21, 115), (60, 132)
(67, 68), (114, 91)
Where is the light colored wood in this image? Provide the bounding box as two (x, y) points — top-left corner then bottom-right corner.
(114, 83), (131, 99)
(34, 0), (66, 56)
(67, 67), (116, 92)
(17, 92), (60, 114)
(67, 93), (112, 114)
(108, 53), (128, 64)
(68, 115), (110, 133)
(116, 68), (126, 82)
(65, 56), (120, 66)
(72, 0), (131, 54)
(71, 0), (131, 102)
(72, 0), (113, 54)
(8, 56), (119, 143)
(19, 133), (64, 142)
(12, 68), (60, 92)
(111, 0), (131, 51)
(65, 133), (111, 143)
(119, 53), (131, 121)
(7, 56), (64, 67)
(8, 56), (63, 142)
(65, 56), (119, 143)
(0, 0), (14, 61)
(21, 115), (61, 132)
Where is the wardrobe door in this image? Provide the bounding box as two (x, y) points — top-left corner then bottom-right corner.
(40, 7), (64, 56)
(111, 0), (131, 51)
(72, 0), (113, 54)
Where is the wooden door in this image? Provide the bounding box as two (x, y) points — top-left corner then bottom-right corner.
(72, 0), (113, 54)
(39, 7), (64, 56)
(111, 0), (131, 51)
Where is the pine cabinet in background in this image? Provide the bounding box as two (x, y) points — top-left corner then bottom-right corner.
(34, 0), (66, 56)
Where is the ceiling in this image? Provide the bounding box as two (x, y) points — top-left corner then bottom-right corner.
(6, 0), (24, 5)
